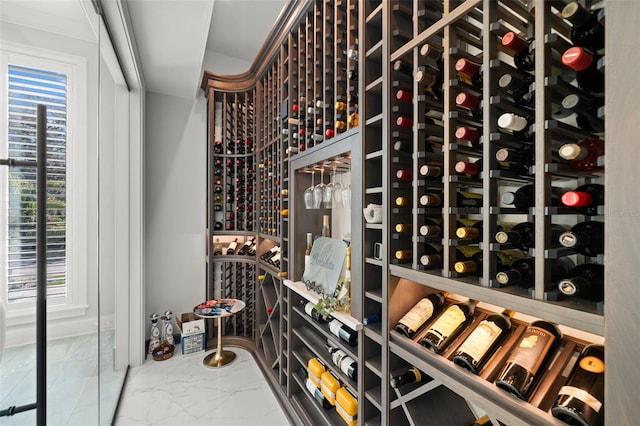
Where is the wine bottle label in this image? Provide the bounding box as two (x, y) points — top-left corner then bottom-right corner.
(304, 302), (314, 317)
(456, 319), (503, 362)
(496, 249), (527, 265)
(332, 349), (347, 367)
(456, 245), (481, 258)
(507, 325), (557, 375)
(579, 355), (605, 373)
(329, 320), (343, 337)
(340, 356), (356, 377)
(306, 377), (319, 394)
(427, 305), (466, 341)
(397, 299), (436, 332)
(557, 386), (603, 412)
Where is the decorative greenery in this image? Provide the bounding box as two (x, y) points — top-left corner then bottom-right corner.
(315, 279), (347, 317)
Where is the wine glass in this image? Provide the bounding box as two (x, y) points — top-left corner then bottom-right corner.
(304, 170), (314, 209)
(333, 170), (344, 207)
(313, 168), (325, 209)
(323, 166), (337, 208)
(342, 173), (351, 208)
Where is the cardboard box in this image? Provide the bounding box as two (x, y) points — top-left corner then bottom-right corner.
(177, 313), (206, 355)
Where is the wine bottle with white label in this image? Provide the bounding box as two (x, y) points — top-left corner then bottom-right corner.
(394, 292), (448, 338)
(452, 309), (515, 374)
(551, 344), (605, 426)
(419, 299), (478, 354)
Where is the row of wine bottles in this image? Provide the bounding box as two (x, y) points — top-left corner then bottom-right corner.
(259, 245), (282, 268)
(301, 300), (358, 346)
(393, 293), (604, 425)
(212, 237), (256, 256)
(395, 183), (604, 215)
(304, 358), (358, 425)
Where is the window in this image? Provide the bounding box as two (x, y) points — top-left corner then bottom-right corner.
(1, 43), (88, 323)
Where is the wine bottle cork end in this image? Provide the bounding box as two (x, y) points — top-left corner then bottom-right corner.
(562, 47), (593, 71)
(495, 231), (509, 243)
(501, 31), (527, 52)
(559, 143), (581, 160)
(558, 279), (578, 296)
(496, 272), (510, 284)
(562, 191), (593, 207)
(559, 232), (578, 248)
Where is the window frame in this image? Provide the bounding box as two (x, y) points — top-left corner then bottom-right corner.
(1, 42), (89, 325)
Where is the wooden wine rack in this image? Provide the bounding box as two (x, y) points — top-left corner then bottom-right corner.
(198, 0), (638, 424)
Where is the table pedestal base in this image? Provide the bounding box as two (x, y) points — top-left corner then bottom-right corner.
(202, 316), (236, 368)
(203, 349), (236, 367)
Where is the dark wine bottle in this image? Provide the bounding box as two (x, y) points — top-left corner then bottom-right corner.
(501, 31), (534, 72)
(495, 145), (534, 176)
(394, 292), (448, 338)
(419, 299), (478, 354)
(326, 342), (357, 381)
(455, 220), (516, 242)
(419, 217), (443, 237)
(496, 257), (575, 289)
(455, 126), (481, 148)
(561, 2), (604, 52)
(562, 93), (604, 133)
(551, 344), (605, 426)
(452, 309), (515, 374)
(501, 184), (564, 213)
(390, 367), (423, 388)
(558, 263), (604, 301)
(329, 319), (358, 346)
(455, 158), (482, 177)
(495, 222), (568, 251)
(498, 72), (534, 108)
(226, 238), (238, 255)
(495, 320), (563, 400)
(561, 183), (604, 216)
(420, 243), (443, 268)
(419, 163), (443, 178)
(559, 221), (604, 256)
(562, 47), (604, 95)
(558, 139), (604, 173)
(237, 237), (256, 255)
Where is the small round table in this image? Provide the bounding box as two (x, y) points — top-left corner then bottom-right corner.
(193, 298), (246, 368)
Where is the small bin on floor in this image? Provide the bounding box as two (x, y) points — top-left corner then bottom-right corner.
(177, 313), (206, 355)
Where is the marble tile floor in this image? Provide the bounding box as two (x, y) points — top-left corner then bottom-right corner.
(0, 331), (126, 426)
(114, 347), (291, 426)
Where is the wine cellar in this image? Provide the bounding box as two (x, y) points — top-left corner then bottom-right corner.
(201, 0), (634, 424)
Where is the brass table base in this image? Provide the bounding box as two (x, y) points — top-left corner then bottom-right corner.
(202, 316), (236, 368)
(203, 349), (236, 368)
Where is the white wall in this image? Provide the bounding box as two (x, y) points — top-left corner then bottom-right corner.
(144, 92), (207, 326)
(143, 54), (251, 334)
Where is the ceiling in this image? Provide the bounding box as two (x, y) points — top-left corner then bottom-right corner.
(0, 0), (286, 98)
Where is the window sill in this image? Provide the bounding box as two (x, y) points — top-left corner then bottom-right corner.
(6, 304), (89, 327)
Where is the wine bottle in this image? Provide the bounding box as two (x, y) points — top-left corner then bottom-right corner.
(419, 43), (444, 64)
(551, 344), (605, 426)
(498, 72), (534, 108)
(304, 232), (313, 271)
(305, 377), (333, 410)
(455, 158), (482, 177)
(455, 126), (481, 148)
(395, 223), (412, 234)
(419, 163), (443, 178)
(495, 222), (568, 251)
(420, 243), (443, 268)
(304, 301), (329, 324)
(502, 184), (565, 213)
(558, 263), (604, 301)
(561, 93), (604, 133)
(501, 31), (534, 72)
(455, 58), (483, 89)
(415, 67), (443, 99)
(561, 183), (604, 216)
(395, 196), (410, 207)
(247, 243), (257, 256)
(394, 249), (412, 262)
(226, 238), (238, 255)
(393, 139), (412, 153)
(495, 320), (563, 400)
(390, 367), (423, 388)
(213, 238), (223, 256)
(559, 221), (604, 256)
(394, 292), (448, 338)
(396, 169), (413, 181)
(562, 47), (604, 95)
(329, 319), (358, 346)
(339, 246), (352, 312)
(396, 116), (413, 129)
(495, 146), (534, 176)
(322, 214), (330, 237)
(419, 217), (443, 237)
(496, 257), (575, 289)
(326, 342), (357, 381)
(419, 299), (478, 354)
(455, 91), (482, 120)
(452, 309), (515, 374)
(498, 112), (533, 142)
(561, 2), (604, 52)
(558, 139), (604, 173)
(237, 237), (256, 255)
(260, 245), (280, 262)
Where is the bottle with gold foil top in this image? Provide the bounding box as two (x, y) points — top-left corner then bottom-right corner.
(452, 309), (516, 374)
(395, 249), (412, 263)
(419, 299), (478, 354)
(395, 223), (412, 234)
(394, 292), (449, 338)
(454, 249), (526, 276)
